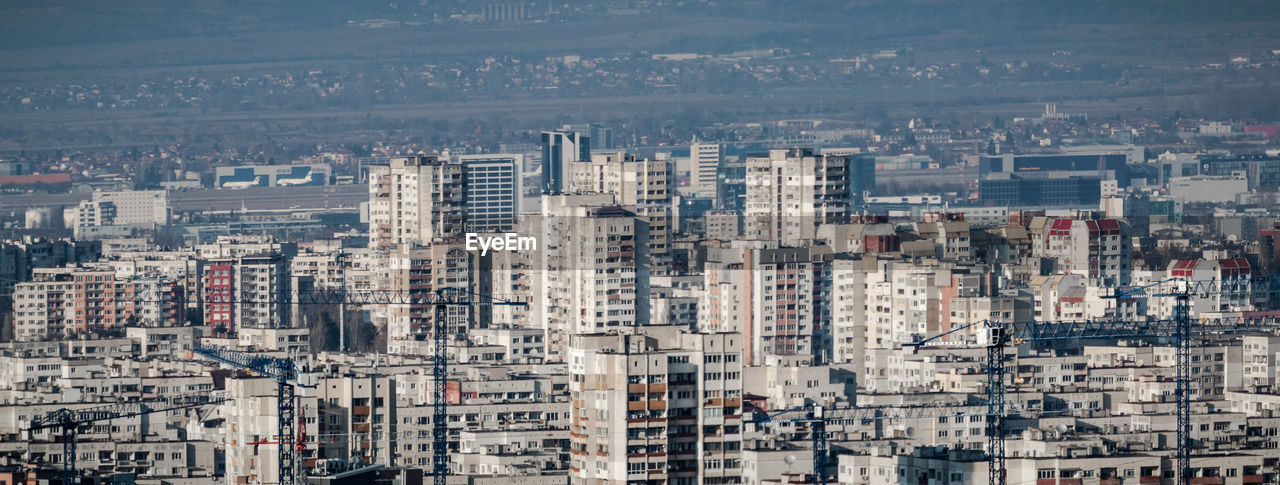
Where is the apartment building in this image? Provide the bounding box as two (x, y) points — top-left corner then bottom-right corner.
(572, 151), (674, 274)
(386, 243), (474, 355)
(744, 247), (831, 366)
(202, 254), (291, 336)
(13, 268), (184, 341)
(197, 234), (298, 260)
(689, 141), (723, 199)
(483, 231), (534, 328)
(744, 148), (853, 245)
(538, 194), (650, 362)
(914, 220), (973, 260)
(699, 256), (744, 336)
(368, 156), (466, 251)
(1242, 335), (1280, 389)
(1032, 217), (1130, 286)
(74, 190), (169, 239)
(12, 276), (72, 341)
(569, 328), (744, 485)
(828, 257), (869, 365)
(1168, 257), (1264, 315)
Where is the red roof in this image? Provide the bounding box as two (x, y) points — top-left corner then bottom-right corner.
(1245, 125), (1280, 138)
(1086, 219), (1121, 236)
(1047, 219), (1073, 240)
(1169, 259), (1197, 277)
(1219, 258), (1252, 277)
(0, 173), (71, 186)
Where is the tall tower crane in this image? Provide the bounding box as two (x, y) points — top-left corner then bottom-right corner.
(192, 342), (310, 485)
(27, 395), (220, 485)
(1105, 278), (1194, 485)
(193, 287), (525, 485)
(427, 288), (527, 485)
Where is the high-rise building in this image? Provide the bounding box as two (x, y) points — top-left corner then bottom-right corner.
(700, 245), (831, 366)
(541, 130), (590, 194)
(716, 156), (746, 211)
(563, 123), (614, 150)
(1031, 217), (1130, 286)
(568, 327), (743, 485)
(744, 148), (853, 245)
(537, 193), (650, 361)
(827, 256), (869, 366)
(849, 153), (875, 207)
(456, 154), (524, 232)
(74, 190), (169, 238)
(367, 156), (465, 251)
(690, 141), (723, 199)
(202, 254), (291, 336)
(386, 243), (474, 355)
(572, 151), (674, 274)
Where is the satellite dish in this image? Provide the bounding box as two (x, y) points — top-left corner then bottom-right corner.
(905, 427), (916, 437)
(784, 455), (797, 465)
(1056, 424), (1069, 434)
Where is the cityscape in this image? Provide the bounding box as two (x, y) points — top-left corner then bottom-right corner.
(3, 2), (1280, 485)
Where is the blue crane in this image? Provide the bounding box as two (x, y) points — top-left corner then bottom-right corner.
(192, 342), (308, 485)
(192, 286), (526, 485)
(27, 395), (221, 485)
(426, 288), (527, 485)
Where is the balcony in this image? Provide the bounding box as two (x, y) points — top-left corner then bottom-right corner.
(1139, 477), (1162, 484)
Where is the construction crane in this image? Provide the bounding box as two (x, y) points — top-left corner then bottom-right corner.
(184, 285), (524, 485)
(426, 287), (527, 485)
(1097, 277), (1274, 485)
(27, 395), (220, 485)
(1104, 278), (1194, 485)
(193, 287), (525, 485)
(192, 342), (309, 485)
(912, 308), (1280, 485)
